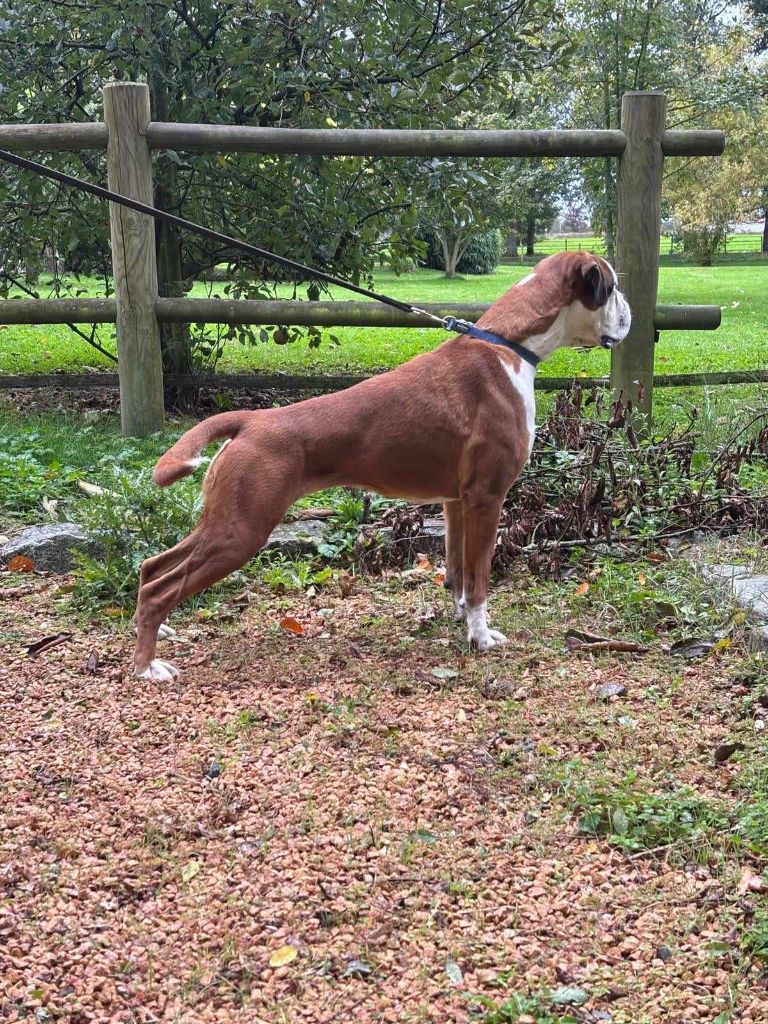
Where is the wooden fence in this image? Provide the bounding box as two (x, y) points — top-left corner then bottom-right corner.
(528, 234), (765, 258)
(0, 83), (724, 436)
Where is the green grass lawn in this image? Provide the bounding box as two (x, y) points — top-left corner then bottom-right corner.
(2, 257), (766, 380)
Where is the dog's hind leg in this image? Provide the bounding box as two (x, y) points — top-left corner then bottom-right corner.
(443, 500), (466, 621)
(133, 451), (298, 681)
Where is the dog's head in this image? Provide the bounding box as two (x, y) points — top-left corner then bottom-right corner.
(538, 251), (631, 350)
(476, 250), (631, 360)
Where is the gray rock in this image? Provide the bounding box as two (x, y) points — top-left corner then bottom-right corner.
(0, 523), (101, 573)
(265, 518), (327, 557)
(703, 563), (768, 619)
(702, 563), (768, 650)
(597, 681), (628, 700)
(1, 513), (448, 574)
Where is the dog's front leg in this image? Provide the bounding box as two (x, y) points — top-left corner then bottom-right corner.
(461, 495), (506, 651)
(443, 500), (466, 621)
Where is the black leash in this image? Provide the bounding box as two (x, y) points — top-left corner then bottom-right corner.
(0, 147), (539, 367)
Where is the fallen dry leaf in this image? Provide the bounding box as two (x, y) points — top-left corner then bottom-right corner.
(8, 555), (35, 573)
(280, 616), (305, 635)
(269, 945), (298, 967)
(181, 860), (201, 883)
(737, 865), (765, 894)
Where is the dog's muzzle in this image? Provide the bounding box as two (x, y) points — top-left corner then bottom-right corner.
(600, 334), (622, 349)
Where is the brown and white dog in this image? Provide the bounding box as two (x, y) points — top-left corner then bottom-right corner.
(134, 251), (630, 681)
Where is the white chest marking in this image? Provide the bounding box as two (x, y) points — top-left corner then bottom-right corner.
(499, 358), (536, 457)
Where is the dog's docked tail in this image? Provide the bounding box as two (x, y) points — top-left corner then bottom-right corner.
(153, 411), (250, 487)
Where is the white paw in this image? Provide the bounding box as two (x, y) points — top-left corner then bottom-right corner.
(469, 628), (508, 652)
(135, 659), (180, 682)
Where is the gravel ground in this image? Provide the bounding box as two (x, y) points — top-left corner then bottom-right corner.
(1, 568), (767, 1024)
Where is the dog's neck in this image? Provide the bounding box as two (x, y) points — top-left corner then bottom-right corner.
(474, 271), (580, 368)
(512, 305), (574, 365)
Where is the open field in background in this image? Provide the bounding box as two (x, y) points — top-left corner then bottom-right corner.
(1, 256), (766, 440)
(1, 260), (766, 377)
(530, 232), (765, 257)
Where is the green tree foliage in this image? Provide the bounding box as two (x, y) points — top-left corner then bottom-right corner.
(561, 0), (760, 260)
(0, 0), (564, 373)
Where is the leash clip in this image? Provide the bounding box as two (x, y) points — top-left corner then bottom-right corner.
(443, 316), (475, 334)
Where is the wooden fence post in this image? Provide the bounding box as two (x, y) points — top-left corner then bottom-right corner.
(103, 82), (164, 436)
(611, 91), (667, 426)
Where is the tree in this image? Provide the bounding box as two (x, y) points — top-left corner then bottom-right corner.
(561, 204), (589, 232)
(665, 101), (768, 263)
(0, 0), (565, 384)
(416, 158), (508, 278)
(560, 0), (760, 261)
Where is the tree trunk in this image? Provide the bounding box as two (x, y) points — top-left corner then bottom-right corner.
(444, 232), (463, 278)
(149, 45), (197, 408)
(525, 215), (535, 256)
(506, 232), (518, 257)
(439, 236), (454, 278)
(763, 195), (768, 253)
(604, 158), (615, 265)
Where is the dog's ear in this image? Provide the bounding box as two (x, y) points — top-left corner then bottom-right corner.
(582, 260), (609, 307)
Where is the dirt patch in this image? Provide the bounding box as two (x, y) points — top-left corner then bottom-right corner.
(1, 570), (766, 1023)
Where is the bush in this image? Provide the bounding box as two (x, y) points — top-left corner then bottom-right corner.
(457, 228), (505, 274)
(682, 224), (726, 266)
(418, 227), (504, 274)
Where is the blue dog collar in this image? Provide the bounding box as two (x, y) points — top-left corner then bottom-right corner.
(444, 316), (541, 368)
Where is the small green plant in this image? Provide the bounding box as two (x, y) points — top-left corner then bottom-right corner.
(256, 554), (334, 592)
(742, 907), (768, 966)
(582, 559), (723, 637)
(468, 991), (577, 1023)
(316, 490), (391, 561)
(0, 449), (80, 515)
(571, 774), (731, 862)
(72, 466), (202, 611)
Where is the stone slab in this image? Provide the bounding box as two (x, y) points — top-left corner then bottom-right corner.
(702, 562), (768, 651)
(0, 523), (101, 573)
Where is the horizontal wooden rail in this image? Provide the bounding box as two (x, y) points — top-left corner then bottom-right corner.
(155, 298), (489, 327)
(653, 304), (721, 330)
(147, 124), (628, 157)
(146, 123), (724, 159)
(0, 297), (722, 331)
(0, 298), (116, 323)
(0, 122), (108, 151)
(0, 121), (724, 159)
(1, 369), (766, 393)
(661, 130), (725, 157)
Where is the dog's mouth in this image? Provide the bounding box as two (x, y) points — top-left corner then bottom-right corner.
(600, 334), (622, 349)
